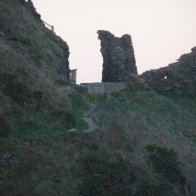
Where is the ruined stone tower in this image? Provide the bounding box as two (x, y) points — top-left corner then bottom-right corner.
(97, 30), (138, 82)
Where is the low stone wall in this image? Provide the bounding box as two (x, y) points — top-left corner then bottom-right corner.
(81, 82), (126, 95)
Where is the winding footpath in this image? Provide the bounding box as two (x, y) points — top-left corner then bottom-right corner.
(83, 103), (99, 133)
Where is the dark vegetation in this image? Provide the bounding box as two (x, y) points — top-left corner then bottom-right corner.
(93, 91), (195, 195)
(146, 144), (186, 194)
(0, 0), (72, 137)
(2, 89), (195, 195)
(0, 0), (196, 195)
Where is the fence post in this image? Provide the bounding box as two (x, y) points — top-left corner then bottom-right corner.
(42, 20), (54, 33)
(51, 25), (54, 33)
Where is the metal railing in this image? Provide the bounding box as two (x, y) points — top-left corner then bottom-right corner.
(42, 20), (54, 33)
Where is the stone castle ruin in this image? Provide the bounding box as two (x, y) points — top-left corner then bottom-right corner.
(95, 30), (196, 96)
(5, 2), (195, 96)
(97, 30), (138, 82)
(140, 47), (196, 95)
(57, 28), (196, 96)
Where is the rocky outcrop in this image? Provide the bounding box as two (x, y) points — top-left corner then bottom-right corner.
(140, 47), (196, 95)
(18, 0), (41, 20)
(58, 56), (70, 79)
(0, 0), (70, 82)
(97, 30), (138, 82)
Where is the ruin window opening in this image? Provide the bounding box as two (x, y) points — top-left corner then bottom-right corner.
(164, 76), (167, 80)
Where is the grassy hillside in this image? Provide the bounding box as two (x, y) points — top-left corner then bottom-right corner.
(0, 0), (70, 80)
(94, 91), (196, 194)
(0, 91), (195, 195)
(0, 0), (74, 136)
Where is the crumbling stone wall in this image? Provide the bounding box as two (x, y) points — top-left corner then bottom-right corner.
(97, 30), (195, 95)
(98, 30), (138, 82)
(140, 47), (196, 95)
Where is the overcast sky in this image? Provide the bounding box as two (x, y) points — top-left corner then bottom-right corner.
(33, 0), (196, 84)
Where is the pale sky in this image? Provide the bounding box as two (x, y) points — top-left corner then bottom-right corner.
(32, 0), (196, 84)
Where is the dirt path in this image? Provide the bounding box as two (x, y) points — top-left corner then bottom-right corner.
(83, 103), (99, 133)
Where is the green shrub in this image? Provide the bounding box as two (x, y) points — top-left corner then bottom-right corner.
(3, 78), (32, 106)
(54, 110), (76, 129)
(135, 181), (173, 196)
(146, 144), (186, 194)
(146, 145), (182, 182)
(0, 114), (10, 137)
(79, 150), (134, 196)
(72, 93), (88, 112)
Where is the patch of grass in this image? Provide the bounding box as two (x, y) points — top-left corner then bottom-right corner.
(95, 91), (196, 140)
(71, 93), (88, 130)
(146, 144), (186, 181)
(0, 114), (10, 137)
(146, 144), (187, 195)
(94, 90), (196, 194)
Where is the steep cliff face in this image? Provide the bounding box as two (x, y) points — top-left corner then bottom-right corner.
(97, 30), (138, 82)
(0, 0), (72, 135)
(140, 47), (196, 95)
(0, 0), (70, 82)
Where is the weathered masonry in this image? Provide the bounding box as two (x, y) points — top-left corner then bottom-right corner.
(81, 82), (126, 95)
(98, 30), (138, 82)
(70, 69), (77, 84)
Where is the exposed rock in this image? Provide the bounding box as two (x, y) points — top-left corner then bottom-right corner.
(126, 75), (148, 91)
(68, 128), (77, 133)
(45, 32), (70, 80)
(18, 0), (41, 20)
(0, 30), (5, 37)
(57, 86), (72, 96)
(58, 57), (70, 79)
(140, 47), (196, 95)
(0, 153), (13, 167)
(0, 0), (70, 82)
(97, 30), (138, 82)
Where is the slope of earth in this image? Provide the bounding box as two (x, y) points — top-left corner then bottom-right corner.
(0, 0), (77, 137)
(1, 91), (195, 195)
(94, 91), (196, 195)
